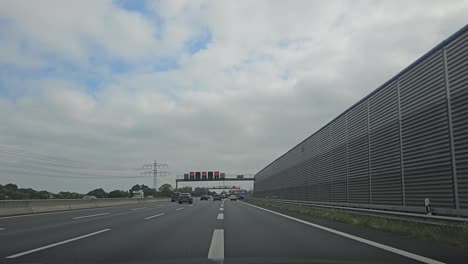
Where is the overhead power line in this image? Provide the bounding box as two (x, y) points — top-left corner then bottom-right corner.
(0, 161), (147, 178)
(0, 167), (152, 179)
(0, 144), (146, 170)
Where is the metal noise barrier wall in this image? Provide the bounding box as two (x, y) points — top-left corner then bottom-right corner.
(254, 25), (468, 217)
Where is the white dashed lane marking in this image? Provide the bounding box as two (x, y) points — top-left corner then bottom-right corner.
(72, 213), (110, 220)
(208, 229), (224, 261)
(144, 213), (165, 220)
(6, 229), (111, 259)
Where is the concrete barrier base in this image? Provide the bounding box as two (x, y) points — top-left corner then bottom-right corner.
(0, 198), (168, 216)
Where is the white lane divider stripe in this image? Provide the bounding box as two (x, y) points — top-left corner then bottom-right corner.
(241, 202), (445, 264)
(144, 213), (165, 220)
(219, 208), (224, 211)
(208, 229), (224, 261)
(131, 207), (146, 211)
(6, 229), (111, 259)
(217, 213), (224, 220)
(176, 207), (184, 211)
(72, 213), (109, 220)
(0, 228), (5, 231)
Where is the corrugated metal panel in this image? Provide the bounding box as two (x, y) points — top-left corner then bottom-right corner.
(305, 136), (319, 201)
(330, 115), (347, 202)
(369, 82), (403, 205)
(318, 126), (332, 201)
(447, 31), (468, 209)
(297, 145), (310, 200)
(289, 144), (308, 196)
(347, 100), (370, 203)
(399, 50), (454, 208)
(290, 164), (301, 188)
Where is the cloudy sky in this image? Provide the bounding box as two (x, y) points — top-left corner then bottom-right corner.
(0, 0), (466, 193)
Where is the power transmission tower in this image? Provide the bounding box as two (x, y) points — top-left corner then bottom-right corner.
(153, 161), (169, 190)
(154, 161), (157, 190)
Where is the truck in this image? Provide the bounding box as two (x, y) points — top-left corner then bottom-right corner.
(132, 190), (144, 199)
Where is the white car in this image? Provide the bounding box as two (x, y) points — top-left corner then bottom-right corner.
(228, 194), (237, 201)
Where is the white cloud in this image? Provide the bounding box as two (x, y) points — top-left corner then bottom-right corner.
(0, 0), (191, 64)
(0, 0), (467, 193)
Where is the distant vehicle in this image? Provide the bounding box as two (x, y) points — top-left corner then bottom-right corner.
(82, 195), (97, 200)
(213, 194), (221, 201)
(178, 193), (193, 204)
(238, 195), (245, 200)
(200, 195), (208, 200)
(229, 194), (237, 201)
(132, 190), (144, 199)
(221, 194), (227, 199)
(171, 192), (180, 202)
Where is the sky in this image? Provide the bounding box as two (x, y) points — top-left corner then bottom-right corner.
(0, 0), (467, 193)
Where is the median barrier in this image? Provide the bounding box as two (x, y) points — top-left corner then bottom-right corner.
(0, 198), (168, 216)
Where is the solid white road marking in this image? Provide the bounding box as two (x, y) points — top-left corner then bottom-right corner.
(208, 229), (224, 260)
(217, 213), (224, 220)
(144, 213), (165, 220)
(176, 207), (184, 211)
(241, 202), (445, 264)
(72, 213), (110, 220)
(6, 229), (111, 259)
(0, 228), (5, 231)
(219, 208), (224, 211)
(131, 207), (146, 211)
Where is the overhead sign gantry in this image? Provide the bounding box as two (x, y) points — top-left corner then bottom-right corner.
(175, 171), (255, 189)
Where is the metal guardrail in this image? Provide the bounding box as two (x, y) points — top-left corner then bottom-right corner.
(254, 198), (468, 225)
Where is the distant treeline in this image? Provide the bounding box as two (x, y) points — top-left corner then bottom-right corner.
(0, 183), (222, 200)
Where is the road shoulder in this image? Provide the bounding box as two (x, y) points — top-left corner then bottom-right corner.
(242, 199), (468, 264)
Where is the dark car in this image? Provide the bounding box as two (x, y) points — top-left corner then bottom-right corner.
(171, 192), (180, 202)
(238, 195), (245, 200)
(213, 194), (221, 201)
(178, 193), (193, 204)
(200, 195), (208, 200)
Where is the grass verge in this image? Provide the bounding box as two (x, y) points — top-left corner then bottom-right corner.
(248, 199), (468, 249)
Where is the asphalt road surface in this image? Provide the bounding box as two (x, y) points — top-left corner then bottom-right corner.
(0, 199), (466, 264)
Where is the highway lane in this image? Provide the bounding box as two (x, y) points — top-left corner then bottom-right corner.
(225, 201), (419, 263)
(0, 199), (170, 223)
(0, 201), (175, 258)
(1, 198), (465, 263)
(0, 201), (173, 236)
(1, 199), (221, 263)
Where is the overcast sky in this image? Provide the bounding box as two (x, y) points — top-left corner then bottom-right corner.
(0, 0), (467, 193)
